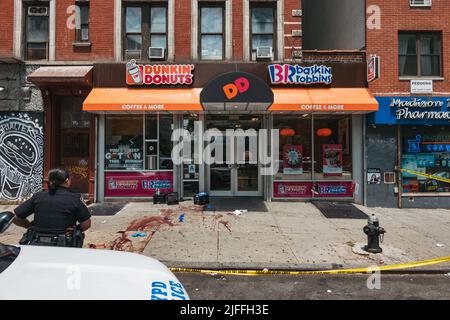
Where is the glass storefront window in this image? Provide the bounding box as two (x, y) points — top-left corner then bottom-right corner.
(105, 115), (143, 171)
(402, 126), (450, 193)
(274, 115), (352, 182)
(159, 115), (174, 170)
(182, 114), (200, 197)
(274, 115), (312, 181)
(145, 114), (158, 140)
(106, 114), (174, 171)
(313, 116), (352, 181)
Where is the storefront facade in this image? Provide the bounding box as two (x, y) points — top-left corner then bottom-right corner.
(367, 96), (450, 208)
(83, 61), (376, 203)
(26, 66), (96, 203)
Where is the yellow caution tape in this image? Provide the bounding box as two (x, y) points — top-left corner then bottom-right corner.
(170, 255), (450, 276)
(400, 168), (450, 184)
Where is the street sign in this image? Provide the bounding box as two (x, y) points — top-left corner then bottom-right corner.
(367, 54), (380, 82)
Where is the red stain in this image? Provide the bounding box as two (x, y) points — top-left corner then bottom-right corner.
(219, 220), (232, 233)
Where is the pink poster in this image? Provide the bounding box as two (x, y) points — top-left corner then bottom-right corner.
(323, 144), (343, 176)
(273, 181), (353, 198)
(105, 171), (173, 197)
(273, 181), (313, 198)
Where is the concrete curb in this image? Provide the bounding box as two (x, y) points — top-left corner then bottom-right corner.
(164, 261), (450, 274)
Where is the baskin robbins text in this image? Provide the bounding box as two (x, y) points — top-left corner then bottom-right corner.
(268, 64), (332, 85)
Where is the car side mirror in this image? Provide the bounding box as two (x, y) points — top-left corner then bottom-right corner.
(0, 212), (14, 234)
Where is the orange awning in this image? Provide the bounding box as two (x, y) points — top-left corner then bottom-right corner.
(83, 88), (203, 112)
(269, 88), (378, 113)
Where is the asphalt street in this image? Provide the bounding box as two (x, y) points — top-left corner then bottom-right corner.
(176, 273), (450, 300)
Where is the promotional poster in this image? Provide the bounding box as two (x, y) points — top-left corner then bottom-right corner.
(282, 145), (303, 174)
(323, 144), (343, 176)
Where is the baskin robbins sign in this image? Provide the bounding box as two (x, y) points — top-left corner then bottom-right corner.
(370, 96), (450, 125)
(126, 60), (195, 86)
(268, 64), (332, 85)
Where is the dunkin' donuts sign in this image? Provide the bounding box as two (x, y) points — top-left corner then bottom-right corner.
(126, 60), (195, 86)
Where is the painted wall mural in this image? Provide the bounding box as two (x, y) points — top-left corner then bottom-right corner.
(0, 112), (44, 201)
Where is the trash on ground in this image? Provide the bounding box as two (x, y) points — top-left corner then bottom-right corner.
(327, 290), (332, 293)
(101, 220), (107, 224)
(130, 232), (148, 238)
(178, 214), (185, 222)
(232, 209), (248, 216)
(436, 243), (445, 247)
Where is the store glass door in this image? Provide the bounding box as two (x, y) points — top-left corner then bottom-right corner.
(207, 115), (262, 197)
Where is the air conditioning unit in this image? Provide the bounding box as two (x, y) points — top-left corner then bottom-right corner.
(410, 0), (432, 7)
(28, 6), (49, 16)
(125, 49), (141, 61)
(149, 47), (165, 59)
(256, 47), (273, 60)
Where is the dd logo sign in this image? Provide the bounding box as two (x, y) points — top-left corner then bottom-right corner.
(222, 77), (250, 100)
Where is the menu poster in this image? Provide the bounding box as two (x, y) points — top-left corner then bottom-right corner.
(283, 145), (303, 174)
(105, 145), (143, 170)
(323, 144), (343, 176)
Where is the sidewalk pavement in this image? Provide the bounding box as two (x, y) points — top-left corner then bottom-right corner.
(1, 200), (450, 271)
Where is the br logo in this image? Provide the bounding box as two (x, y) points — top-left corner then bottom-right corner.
(222, 77), (250, 100)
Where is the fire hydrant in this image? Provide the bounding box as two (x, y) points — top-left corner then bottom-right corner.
(363, 214), (386, 253)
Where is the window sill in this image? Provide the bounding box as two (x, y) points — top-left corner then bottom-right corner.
(73, 42), (92, 48)
(399, 76), (444, 81)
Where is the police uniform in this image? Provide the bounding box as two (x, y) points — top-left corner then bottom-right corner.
(14, 187), (91, 234)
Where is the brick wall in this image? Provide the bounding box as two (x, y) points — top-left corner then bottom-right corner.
(283, 0), (302, 61)
(366, 0), (450, 94)
(0, 0), (14, 57)
(1, 0), (306, 63)
(55, 0), (115, 61)
(232, 0), (244, 60)
(174, 0), (192, 61)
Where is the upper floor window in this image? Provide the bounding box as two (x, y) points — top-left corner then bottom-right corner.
(199, 3), (224, 60)
(25, 4), (49, 60)
(75, 1), (90, 42)
(124, 4), (167, 61)
(250, 3), (275, 61)
(399, 32), (442, 77)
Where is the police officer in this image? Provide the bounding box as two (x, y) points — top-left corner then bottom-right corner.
(12, 168), (92, 246)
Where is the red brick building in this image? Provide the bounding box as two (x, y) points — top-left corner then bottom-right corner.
(367, 0), (449, 94)
(366, 0), (450, 208)
(1, 1), (379, 206)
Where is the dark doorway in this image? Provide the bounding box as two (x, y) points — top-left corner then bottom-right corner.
(56, 96), (91, 194)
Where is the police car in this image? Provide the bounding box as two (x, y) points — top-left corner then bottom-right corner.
(0, 212), (189, 300)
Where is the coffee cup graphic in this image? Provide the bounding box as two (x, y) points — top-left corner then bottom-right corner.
(127, 59), (142, 84)
(0, 132), (39, 200)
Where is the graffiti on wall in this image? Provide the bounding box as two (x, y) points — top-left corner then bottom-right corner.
(0, 113), (44, 201)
